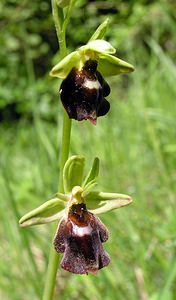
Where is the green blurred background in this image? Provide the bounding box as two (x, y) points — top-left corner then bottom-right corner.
(0, 0), (176, 299)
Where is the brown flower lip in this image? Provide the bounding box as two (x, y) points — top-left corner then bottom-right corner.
(54, 203), (110, 274)
(59, 60), (111, 125)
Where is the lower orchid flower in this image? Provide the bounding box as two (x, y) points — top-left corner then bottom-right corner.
(19, 156), (133, 274)
(54, 202), (110, 274)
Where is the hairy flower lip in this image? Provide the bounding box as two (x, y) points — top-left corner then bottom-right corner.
(59, 59), (111, 124)
(54, 203), (110, 274)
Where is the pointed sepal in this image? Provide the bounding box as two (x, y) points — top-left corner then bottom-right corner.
(50, 51), (81, 78)
(85, 191), (132, 214)
(80, 40), (116, 55)
(98, 53), (134, 77)
(19, 194), (67, 227)
(63, 155), (85, 193)
(50, 38), (134, 79)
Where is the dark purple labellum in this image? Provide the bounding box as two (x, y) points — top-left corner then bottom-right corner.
(54, 203), (110, 274)
(59, 60), (111, 125)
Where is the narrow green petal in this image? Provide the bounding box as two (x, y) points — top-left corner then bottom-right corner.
(82, 157), (99, 188)
(97, 53), (135, 77)
(50, 50), (81, 78)
(19, 197), (67, 227)
(89, 18), (110, 41)
(63, 155), (85, 193)
(85, 191), (133, 214)
(82, 179), (98, 197)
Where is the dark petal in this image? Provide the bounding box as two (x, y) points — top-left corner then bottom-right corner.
(96, 217), (109, 242)
(61, 250), (87, 274)
(54, 204), (110, 274)
(98, 246), (110, 270)
(59, 69), (80, 120)
(61, 234), (99, 274)
(60, 70), (98, 121)
(59, 60), (111, 123)
(54, 218), (67, 253)
(103, 81), (111, 97)
(96, 71), (111, 97)
(97, 98), (110, 117)
(60, 227), (110, 274)
(96, 71), (104, 85)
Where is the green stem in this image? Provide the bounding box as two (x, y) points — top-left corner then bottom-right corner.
(42, 1), (73, 299)
(58, 112), (72, 192)
(42, 114), (71, 300)
(51, 0), (67, 56)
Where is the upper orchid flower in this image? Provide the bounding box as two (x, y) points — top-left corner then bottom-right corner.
(50, 19), (134, 124)
(19, 156), (133, 274)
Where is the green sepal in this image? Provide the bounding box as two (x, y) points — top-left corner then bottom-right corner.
(80, 40), (116, 55)
(82, 157), (99, 188)
(63, 155), (85, 193)
(19, 194), (67, 227)
(89, 18), (110, 41)
(85, 191), (132, 214)
(50, 50), (81, 78)
(98, 53), (134, 76)
(50, 38), (134, 79)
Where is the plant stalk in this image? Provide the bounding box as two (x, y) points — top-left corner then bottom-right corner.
(42, 1), (72, 299)
(42, 114), (71, 300)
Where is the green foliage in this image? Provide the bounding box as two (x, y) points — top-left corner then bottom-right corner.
(0, 0), (176, 299)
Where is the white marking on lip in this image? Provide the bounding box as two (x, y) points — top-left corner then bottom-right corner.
(72, 224), (92, 236)
(83, 78), (101, 90)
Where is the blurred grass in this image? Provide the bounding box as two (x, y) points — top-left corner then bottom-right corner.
(1, 0), (176, 299)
